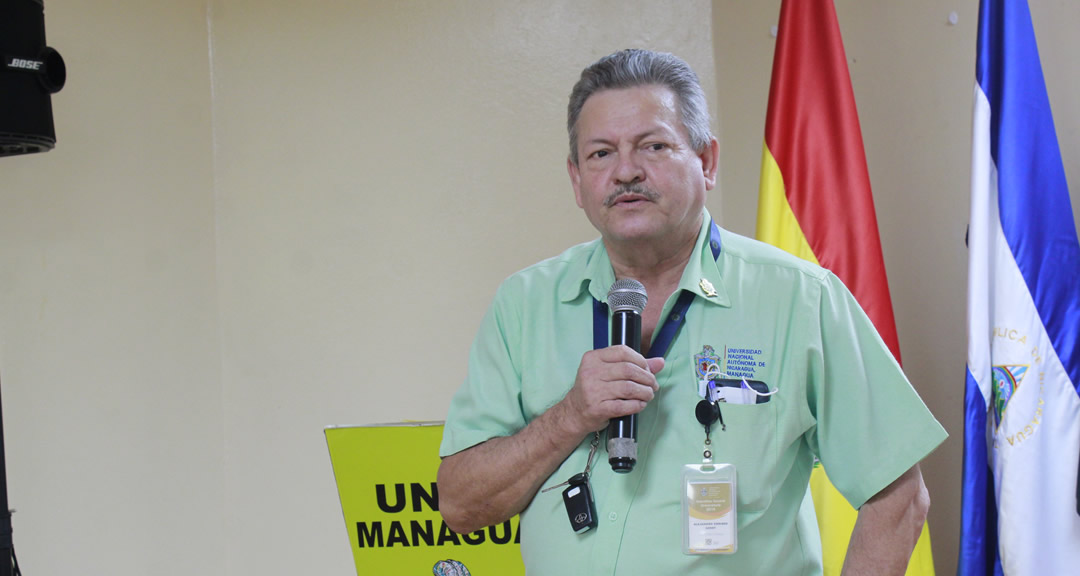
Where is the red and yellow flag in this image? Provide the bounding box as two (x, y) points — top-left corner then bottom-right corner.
(755, 1), (935, 574)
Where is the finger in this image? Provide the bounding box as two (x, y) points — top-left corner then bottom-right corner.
(607, 379), (656, 403)
(600, 358), (656, 382)
(602, 398), (650, 417)
(646, 357), (665, 375)
(594, 344), (649, 369)
(580, 349), (653, 382)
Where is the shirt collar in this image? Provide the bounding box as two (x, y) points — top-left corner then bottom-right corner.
(559, 208), (731, 308)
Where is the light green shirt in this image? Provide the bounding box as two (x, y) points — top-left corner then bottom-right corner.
(441, 210), (947, 575)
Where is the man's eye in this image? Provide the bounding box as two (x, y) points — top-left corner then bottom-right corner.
(648, 143), (667, 151)
(591, 150), (609, 159)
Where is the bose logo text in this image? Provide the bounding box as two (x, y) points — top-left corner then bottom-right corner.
(7, 58), (43, 71)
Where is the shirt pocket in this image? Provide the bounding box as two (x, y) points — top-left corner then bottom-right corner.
(710, 400), (778, 523)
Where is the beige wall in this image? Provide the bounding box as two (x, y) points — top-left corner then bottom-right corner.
(1, 1), (1078, 575)
(0, 1), (223, 575)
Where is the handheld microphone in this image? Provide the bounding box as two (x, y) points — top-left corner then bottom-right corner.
(606, 278), (647, 473)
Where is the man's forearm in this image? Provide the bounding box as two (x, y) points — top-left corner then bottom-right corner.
(841, 464), (930, 575)
(438, 347), (663, 534)
(437, 400), (590, 535)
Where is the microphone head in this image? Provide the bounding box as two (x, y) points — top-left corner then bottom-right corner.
(607, 278), (647, 314)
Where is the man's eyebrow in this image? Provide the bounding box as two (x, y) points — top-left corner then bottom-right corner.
(583, 136), (616, 148)
(635, 128), (673, 141)
(583, 128), (673, 148)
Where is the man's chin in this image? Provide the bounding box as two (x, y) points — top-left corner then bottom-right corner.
(601, 219), (665, 244)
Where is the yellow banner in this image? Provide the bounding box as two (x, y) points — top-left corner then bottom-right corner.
(326, 422), (525, 576)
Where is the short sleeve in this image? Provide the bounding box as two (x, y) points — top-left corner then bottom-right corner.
(439, 281), (528, 457)
(805, 273), (947, 508)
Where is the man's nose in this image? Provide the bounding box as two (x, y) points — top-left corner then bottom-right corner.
(613, 151), (644, 185)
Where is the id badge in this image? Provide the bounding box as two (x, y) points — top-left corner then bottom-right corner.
(682, 463), (736, 554)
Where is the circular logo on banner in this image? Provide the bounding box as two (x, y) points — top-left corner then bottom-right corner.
(433, 559), (472, 576)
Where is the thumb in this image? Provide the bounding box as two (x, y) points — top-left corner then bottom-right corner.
(646, 356), (666, 374)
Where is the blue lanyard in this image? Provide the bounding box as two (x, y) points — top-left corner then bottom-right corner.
(592, 220), (722, 354)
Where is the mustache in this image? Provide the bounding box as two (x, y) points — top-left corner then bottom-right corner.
(603, 184), (660, 207)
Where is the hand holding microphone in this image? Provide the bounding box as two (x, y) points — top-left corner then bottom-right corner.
(560, 279), (659, 472)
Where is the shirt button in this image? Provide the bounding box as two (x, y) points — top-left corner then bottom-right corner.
(670, 313), (681, 322)
(608, 512), (618, 522)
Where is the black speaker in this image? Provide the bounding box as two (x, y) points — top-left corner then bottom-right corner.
(1, 0), (65, 157)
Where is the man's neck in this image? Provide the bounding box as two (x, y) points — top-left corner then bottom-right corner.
(607, 237), (694, 295)
(604, 224), (700, 351)
(605, 217), (700, 291)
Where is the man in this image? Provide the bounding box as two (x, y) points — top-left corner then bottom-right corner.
(437, 49), (946, 575)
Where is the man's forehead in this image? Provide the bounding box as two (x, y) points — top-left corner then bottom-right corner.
(577, 85), (683, 139)
(581, 84), (678, 112)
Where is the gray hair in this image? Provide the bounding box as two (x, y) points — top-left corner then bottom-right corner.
(567, 49), (713, 165)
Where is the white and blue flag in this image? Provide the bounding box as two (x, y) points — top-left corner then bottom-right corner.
(961, 1), (1080, 574)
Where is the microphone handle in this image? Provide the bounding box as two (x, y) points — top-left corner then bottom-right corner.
(612, 309), (642, 352)
(608, 310), (641, 473)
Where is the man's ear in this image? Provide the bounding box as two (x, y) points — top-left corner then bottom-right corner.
(567, 156), (584, 208)
(700, 137), (720, 191)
